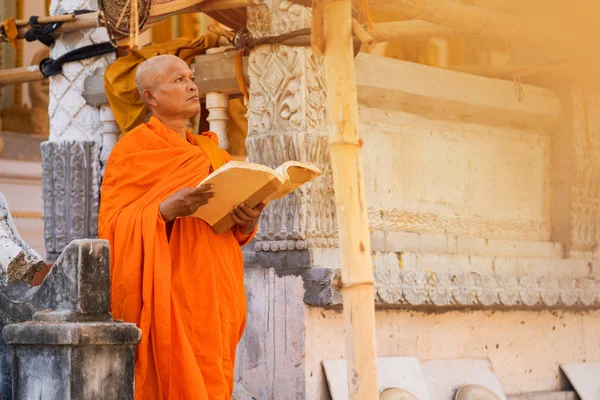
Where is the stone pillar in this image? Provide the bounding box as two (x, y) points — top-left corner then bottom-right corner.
(2, 239), (141, 400)
(206, 92), (230, 150)
(552, 87), (600, 258)
(42, 0), (116, 261)
(99, 104), (119, 177)
(245, 0), (335, 252)
(204, 47), (232, 150)
(236, 1), (334, 398)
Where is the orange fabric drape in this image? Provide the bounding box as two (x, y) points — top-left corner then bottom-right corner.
(99, 117), (254, 400)
(103, 35), (219, 134)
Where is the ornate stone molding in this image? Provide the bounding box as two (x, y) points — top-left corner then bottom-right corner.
(49, 0), (116, 142)
(41, 141), (100, 262)
(247, 45), (326, 135)
(247, 0), (312, 38)
(368, 209), (550, 241)
(303, 268), (600, 309)
(253, 237), (338, 252)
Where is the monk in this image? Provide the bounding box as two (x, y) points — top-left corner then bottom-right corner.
(98, 54), (264, 400)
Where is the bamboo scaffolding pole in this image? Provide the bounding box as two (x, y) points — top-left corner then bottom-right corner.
(15, 14), (75, 26)
(0, 66), (44, 86)
(323, 0), (378, 398)
(371, 20), (458, 42)
(7, 0), (255, 40)
(366, 0), (571, 49)
(311, 0), (325, 56)
(352, 19), (375, 51)
(15, 12), (102, 39)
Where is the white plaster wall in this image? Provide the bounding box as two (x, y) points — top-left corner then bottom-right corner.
(359, 105), (552, 242)
(305, 307), (600, 399)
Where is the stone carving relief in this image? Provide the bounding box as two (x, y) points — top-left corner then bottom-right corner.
(48, 0), (116, 142)
(246, 4), (332, 249)
(41, 141), (100, 262)
(372, 270), (600, 308)
(247, 0), (312, 38)
(247, 45), (326, 135)
(304, 266), (600, 309)
(570, 90), (600, 250)
(247, 132), (336, 250)
(367, 209), (549, 241)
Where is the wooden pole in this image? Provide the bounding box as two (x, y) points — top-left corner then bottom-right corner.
(311, 0), (325, 56)
(366, 0), (571, 49)
(8, 0), (256, 41)
(323, 0), (378, 398)
(352, 19), (375, 51)
(15, 12), (101, 39)
(0, 66), (44, 86)
(371, 20), (457, 42)
(14, 14), (75, 26)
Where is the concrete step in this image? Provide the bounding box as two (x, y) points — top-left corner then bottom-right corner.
(371, 231), (564, 259)
(374, 252), (600, 279)
(507, 391), (577, 400)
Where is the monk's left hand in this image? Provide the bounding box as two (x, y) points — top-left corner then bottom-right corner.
(232, 202), (267, 235)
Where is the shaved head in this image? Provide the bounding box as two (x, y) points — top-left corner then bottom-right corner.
(133, 54), (200, 121)
(135, 54), (188, 99)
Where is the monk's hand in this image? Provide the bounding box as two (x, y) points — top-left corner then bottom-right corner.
(159, 185), (214, 223)
(232, 202), (267, 235)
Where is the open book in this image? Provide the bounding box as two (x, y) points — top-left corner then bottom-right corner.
(191, 161), (321, 234)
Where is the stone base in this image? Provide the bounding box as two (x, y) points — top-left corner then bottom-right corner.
(4, 321), (140, 400)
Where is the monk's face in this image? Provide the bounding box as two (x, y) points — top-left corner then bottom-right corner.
(149, 59), (200, 118)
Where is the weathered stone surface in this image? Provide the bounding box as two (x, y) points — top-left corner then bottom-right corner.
(254, 250), (312, 277)
(303, 268), (341, 307)
(41, 141), (100, 262)
(0, 239), (114, 399)
(0, 193), (45, 284)
(7, 333), (138, 400)
(236, 263), (307, 400)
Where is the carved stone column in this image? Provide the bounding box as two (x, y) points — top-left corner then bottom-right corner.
(206, 92), (231, 150)
(41, 141), (100, 263)
(204, 47), (232, 150)
(236, 1), (333, 399)
(246, 0), (335, 252)
(41, 0), (116, 261)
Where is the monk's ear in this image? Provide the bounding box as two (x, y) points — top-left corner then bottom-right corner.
(143, 89), (158, 107)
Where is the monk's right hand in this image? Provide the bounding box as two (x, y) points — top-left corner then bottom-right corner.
(159, 185), (214, 223)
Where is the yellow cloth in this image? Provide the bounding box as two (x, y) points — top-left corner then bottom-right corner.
(103, 35), (219, 134)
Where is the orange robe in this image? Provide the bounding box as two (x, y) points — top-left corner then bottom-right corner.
(98, 117), (254, 400)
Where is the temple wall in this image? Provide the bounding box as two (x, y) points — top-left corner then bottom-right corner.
(360, 107), (552, 242)
(304, 308), (600, 399)
(238, 50), (600, 399)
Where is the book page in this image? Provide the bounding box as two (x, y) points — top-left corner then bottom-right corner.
(263, 161), (322, 203)
(192, 162), (283, 233)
